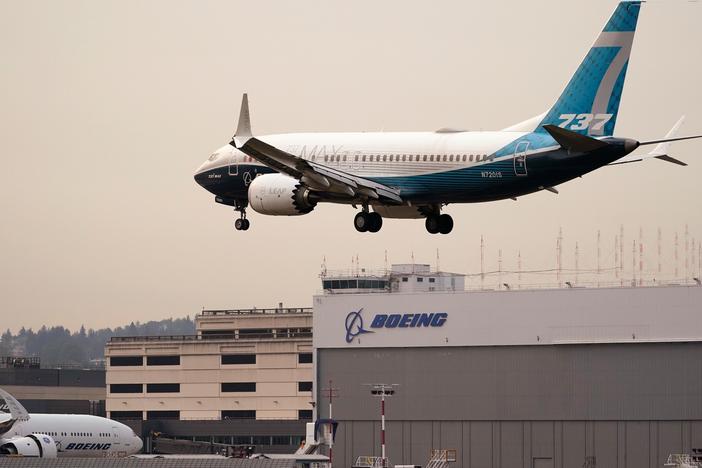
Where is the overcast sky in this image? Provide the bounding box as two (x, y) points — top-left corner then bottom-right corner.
(1, 0), (700, 332)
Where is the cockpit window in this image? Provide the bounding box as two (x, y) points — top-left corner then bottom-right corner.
(208, 152), (219, 162)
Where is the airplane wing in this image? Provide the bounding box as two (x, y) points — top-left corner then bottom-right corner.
(230, 94), (403, 204)
(609, 116), (698, 166)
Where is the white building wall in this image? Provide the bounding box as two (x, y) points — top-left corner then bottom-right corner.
(314, 285), (702, 349)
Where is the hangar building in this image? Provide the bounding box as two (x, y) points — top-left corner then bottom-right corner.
(313, 267), (702, 468)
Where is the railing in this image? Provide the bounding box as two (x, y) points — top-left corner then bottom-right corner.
(463, 278), (701, 292)
(665, 454), (701, 467)
(353, 456), (390, 468)
(317, 278), (701, 296)
(109, 331), (312, 343)
(0, 356), (40, 369)
(426, 449), (457, 468)
(200, 307), (312, 316)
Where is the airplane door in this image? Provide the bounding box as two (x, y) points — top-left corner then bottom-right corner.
(111, 426), (121, 450)
(514, 141), (529, 176)
(228, 153), (239, 176)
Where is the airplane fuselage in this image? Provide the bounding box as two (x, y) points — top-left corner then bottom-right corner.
(195, 130), (634, 205)
(1, 413), (142, 457)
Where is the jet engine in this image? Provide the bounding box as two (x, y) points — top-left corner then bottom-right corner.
(248, 174), (317, 216)
(0, 434), (58, 457)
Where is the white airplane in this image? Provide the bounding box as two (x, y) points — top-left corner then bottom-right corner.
(194, 1), (701, 234)
(0, 387), (142, 458)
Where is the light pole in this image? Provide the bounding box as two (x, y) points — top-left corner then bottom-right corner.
(367, 383), (398, 467)
(321, 380), (339, 467)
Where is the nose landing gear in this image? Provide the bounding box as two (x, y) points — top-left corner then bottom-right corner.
(233, 200), (250, 231)
(354, 207), (383, 233)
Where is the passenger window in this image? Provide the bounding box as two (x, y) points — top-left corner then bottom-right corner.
(324, 155), (328, 162)
(355, 155), (359, 162)
(430, 155), (435, 161)
(442, 155), (447, 162)
(383, 155), (387, 162)
(390, 155), (394, 161)
(462, 155), (467, 161)
(469, 155), (474, 161)
(343, 155), (347, 162)
(362, 155), (366, 162)
(423, 155), (427, 161)
(449, 155), (454, 162)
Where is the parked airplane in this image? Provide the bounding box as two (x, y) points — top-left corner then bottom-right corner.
(0, 388), (142, 458)
(194, 1), (701, 234)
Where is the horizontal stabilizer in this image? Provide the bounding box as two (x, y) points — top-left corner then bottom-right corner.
(543, 125), (609, 152)
(607, 116), (695, 167)
(654, 154), (687, 166)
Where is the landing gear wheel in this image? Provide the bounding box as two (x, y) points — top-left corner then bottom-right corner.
(354, 212), (370, 232)
(367, 212), (383, 233)
(425, 215), (440, 234)
(233, 200), (249, 231)
(438, 214), (453, 234)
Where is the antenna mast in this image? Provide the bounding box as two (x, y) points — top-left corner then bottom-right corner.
(575, 242), (579, 285)
(518, 250), (522, 283)
(657, 227), (662, 276)
(615, 234), (619, 282)
(675, 232), (679, 278)
(498, 249), (503, 290)
(619, 225), (624, 285)
(480, 235), (485, 289)
(597, 230), (601, 286)
(321, 380), (340, 467)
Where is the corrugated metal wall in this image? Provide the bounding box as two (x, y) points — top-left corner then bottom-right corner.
(318, 343), (702, 468)
(332, 420), (702, 468)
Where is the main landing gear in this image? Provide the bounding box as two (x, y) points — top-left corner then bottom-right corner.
(233, 200), (250, 231)
(425, 213), (453, 235)
(354, 208), (383, 233)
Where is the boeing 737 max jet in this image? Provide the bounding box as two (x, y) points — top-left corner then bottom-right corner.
(0, 388), (142, 458)
(194, 1), (701, 234)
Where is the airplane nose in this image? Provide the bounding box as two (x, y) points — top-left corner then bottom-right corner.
(134, 436), (143, 453)
(194, 170), (207, 187)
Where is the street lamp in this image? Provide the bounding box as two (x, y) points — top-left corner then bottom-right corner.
(367, 384), (398, 468)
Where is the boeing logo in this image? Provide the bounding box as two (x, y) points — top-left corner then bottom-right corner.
(64, 442), (113, 451)
(371, 312), (448, 328)
(345, 310), (448, 343)
(345, 308), (374, 343)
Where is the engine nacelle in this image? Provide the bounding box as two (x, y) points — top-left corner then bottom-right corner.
(248, 174), (316, 216)
(0, 434), (58, 458)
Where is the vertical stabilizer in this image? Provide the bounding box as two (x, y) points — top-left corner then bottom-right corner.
(537, 1), (642, 136)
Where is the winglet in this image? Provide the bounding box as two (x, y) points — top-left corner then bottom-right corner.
(233, 93), (252, 148)
(543, 125), (609, 153)
(0, 387), (30, 423)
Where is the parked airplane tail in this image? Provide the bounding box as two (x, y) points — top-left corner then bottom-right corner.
(536, 1), (642, 137)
